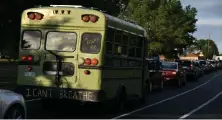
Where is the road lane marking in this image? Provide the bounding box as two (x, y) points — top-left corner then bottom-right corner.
(26, 98), (41, 102)
(111, 72), (222, 119)
(179, 90), (222, 119)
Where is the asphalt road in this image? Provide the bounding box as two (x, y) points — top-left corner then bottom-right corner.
(23, 70), (222, 119)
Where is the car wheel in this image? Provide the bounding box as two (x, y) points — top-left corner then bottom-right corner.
(4, 105), (25, 119)
(193, 75), (198, 81)
(177, 79), (181, 87)
(183, 75), (187, 85)
(148, 81), (153, 92)
(159, 80), (164, 90)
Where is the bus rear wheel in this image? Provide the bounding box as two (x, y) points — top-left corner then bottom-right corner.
(110, 88), (127, 114)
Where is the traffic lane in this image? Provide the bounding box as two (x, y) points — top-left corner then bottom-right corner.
(119, 71), (222, 119)
(0, 63), (17, 70)
(26, 100), (114, 119)
(186, 88), (222, 118)
(25, 71), (221, 119)
(146, 71), (221, 105)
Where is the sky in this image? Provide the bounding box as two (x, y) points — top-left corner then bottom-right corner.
(180, 0), (222, 53)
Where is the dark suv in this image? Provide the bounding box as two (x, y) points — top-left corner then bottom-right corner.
(181, 60), (199, 81)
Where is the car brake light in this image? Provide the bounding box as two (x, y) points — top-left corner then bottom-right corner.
(172, 71), (177, 74)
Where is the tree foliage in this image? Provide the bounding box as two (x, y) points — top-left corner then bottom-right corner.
(193, 39), (219, 59)
(0, 0), (220, 60)
(119, 0), (198, 58)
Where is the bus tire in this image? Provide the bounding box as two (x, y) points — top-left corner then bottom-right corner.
(41, 99), (54, 110)
(111, 86), (127, 114)
(140, 88), (148, 104)
(159, 80), (164, 91)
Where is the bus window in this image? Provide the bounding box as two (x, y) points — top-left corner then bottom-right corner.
(136, 48), (141, 57)
(106, 27), (115, 54)
(81, 33), (102, 54)
(106, 42), (113, 54)
(46, 32), (77, 52)
(129, 47), (135, 57)
(122, 33), (129, 55)
(107, 28), (115, 42)
(114, 30), (122, 44)
(21, 30), (41, 50)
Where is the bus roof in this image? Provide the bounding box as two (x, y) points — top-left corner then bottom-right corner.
(22, 5), (147, 36)
(105, 14), (146, 36)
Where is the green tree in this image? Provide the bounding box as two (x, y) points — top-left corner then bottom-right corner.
(119, 0), (197, 58)
(193, 39), (219, 59)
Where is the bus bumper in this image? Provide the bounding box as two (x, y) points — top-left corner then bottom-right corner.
(15, 85), (105, 102)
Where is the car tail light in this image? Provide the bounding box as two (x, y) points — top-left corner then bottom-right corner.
(172, 71), (177, 75)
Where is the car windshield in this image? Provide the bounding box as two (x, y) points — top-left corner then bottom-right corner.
(182, 61), (191, 66)
(161, 62), (177, 70)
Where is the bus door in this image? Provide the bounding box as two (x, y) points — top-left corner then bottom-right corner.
(42, 31), (79, 87)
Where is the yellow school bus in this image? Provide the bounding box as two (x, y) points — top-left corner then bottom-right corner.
(16, 5), (149, 108)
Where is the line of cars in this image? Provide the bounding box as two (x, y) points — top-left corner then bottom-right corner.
(146, 59), (222, 92)
(0, 59), (221, 119)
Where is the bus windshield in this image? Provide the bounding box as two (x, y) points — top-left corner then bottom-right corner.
(45, 32), (77, 52)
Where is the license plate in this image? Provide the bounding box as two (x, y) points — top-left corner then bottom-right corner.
(24, 72), (35, 77)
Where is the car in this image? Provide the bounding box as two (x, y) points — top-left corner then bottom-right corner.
(145, 59), (164, 92)
(181, 60), (200, 81)
(0, 89), (26, 119)
(196, 60), (208, 74)
(161, 61), (186, 87)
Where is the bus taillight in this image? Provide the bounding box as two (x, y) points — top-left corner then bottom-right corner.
(91, 58), (98, 65)
(90, 15), (98, 23)
(84, 58), (91, 65)
(82, 14), (99, 23)
(27, 12), (35, 20)
(27, 66), (33, 71)
(84, 58), (99, 66)
(82, 15), (90, 22)
(27, 12), (44, 20)
(84, 70), (90, 75)
(35, 13), (44, 20)
(21, 55), (33, 62)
